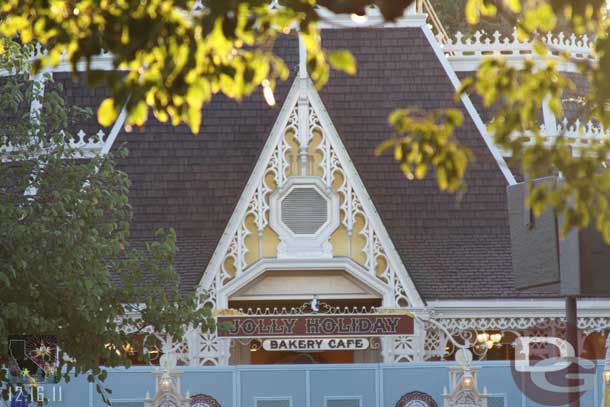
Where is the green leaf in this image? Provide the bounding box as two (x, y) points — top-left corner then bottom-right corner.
(465, 0), (480, 24)
(327, 50), (356, 75)
(128, 101), (148, 127)
(97, 98), (119, 127)
(506, 0), (521, 13)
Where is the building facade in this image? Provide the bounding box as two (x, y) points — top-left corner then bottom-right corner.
(4, 6), (610, 407)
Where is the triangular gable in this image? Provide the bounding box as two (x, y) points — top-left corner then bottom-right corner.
(198, 76), (424, 310)
(191, 40), (432, 364)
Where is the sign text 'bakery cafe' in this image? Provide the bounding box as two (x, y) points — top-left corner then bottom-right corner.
(217, 313), (414, 338)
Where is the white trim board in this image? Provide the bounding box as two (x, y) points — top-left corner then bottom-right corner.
(420, 24), (517, 186)
(448, 55), (583, 73)
(427, 298), (610, 319)
(219, 257), (391, 308)
(317, 7), (427, 29)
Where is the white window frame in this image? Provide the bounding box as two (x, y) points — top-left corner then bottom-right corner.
(486, 393), (507, 407)
(254, 396), (293, 407)
(323, 395), (363, 407)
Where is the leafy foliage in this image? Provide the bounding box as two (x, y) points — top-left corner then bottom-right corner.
(453, 0), (610, 241)
(388, 0), (610, 242)
(377, 108), (471, 193)
(0, 0), (411, 133)
(0, 40), (214, 404)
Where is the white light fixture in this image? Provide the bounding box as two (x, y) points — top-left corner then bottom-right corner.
(478, 332), (502, 348)
(476, 333), (489, 343)
(350, 13), (368, 23)
(604, 370), (610, 384)
(159, 374), (172, 392)
(461, 370), (474, 389)
(144, 353), (190, 407)
(445, 349), (487, 407)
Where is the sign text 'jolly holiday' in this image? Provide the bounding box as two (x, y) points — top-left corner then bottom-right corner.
(217, 314), (413, 338)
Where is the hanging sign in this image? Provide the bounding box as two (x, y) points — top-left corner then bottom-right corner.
(217, 313), (413, 338)
(262, 337), (370, 351)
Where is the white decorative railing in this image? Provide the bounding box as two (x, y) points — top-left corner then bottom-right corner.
(540, 118), (609, 149)
(499, 118), (609, 157)
(1, 129), (107, 161)
(441, 29), (595, 70)
(29, 42), (112, 60)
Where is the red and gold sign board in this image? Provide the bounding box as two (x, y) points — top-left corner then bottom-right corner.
(217, 314), (414, 338)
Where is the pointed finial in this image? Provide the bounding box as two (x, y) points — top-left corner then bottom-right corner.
(298, 34), (307, 79)
(455, 31), (464, 44)
(77, 129), (86, 143)
(473, 30), (482, 44)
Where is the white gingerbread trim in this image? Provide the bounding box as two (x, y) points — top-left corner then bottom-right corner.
(199, 78), (301, 290)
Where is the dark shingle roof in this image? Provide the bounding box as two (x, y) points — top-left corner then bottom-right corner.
(111, 36), (298, 290)
(54, 28), (553, 300)
(319, 28), (517, 299)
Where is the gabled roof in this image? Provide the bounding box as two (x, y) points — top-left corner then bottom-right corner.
(317, 27), (518, 299)
(53, 27), (553, 300)
(108, 36), (299, 290)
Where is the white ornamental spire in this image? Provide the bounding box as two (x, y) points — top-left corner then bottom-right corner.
(297, 33), (310, 174)
(298, 33), (307, 80)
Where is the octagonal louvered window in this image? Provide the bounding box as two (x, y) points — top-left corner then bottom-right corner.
(269, 177), (340, 258)
(280, 187), (328, 235)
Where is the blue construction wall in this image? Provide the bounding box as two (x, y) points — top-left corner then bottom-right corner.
(32, 361), (607, 407)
